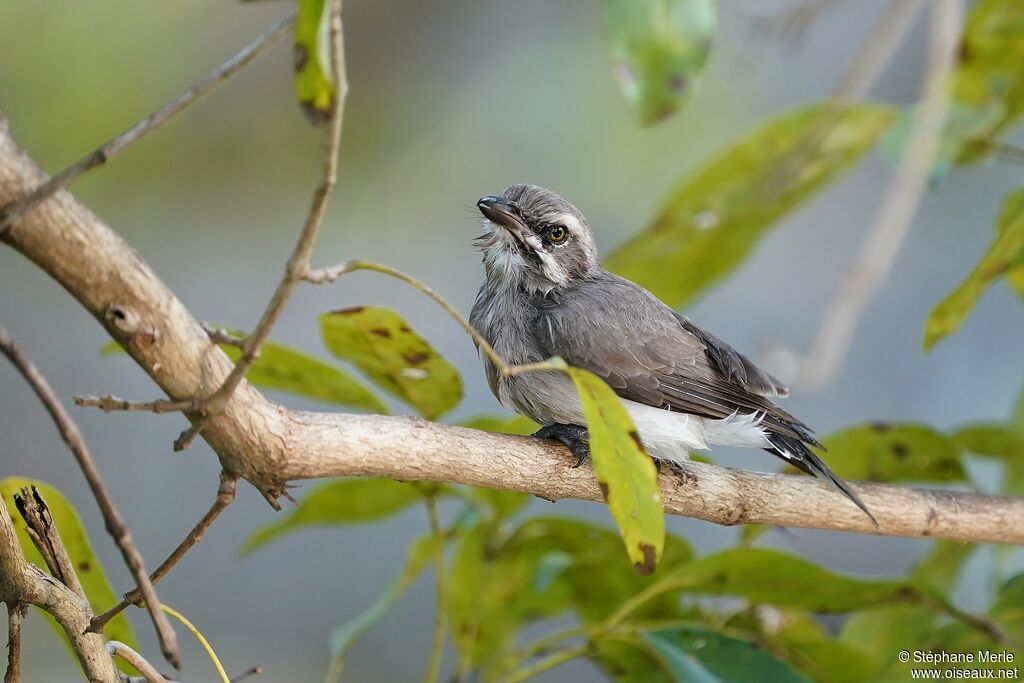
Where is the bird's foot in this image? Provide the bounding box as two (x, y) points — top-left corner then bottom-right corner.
(533, 424), (590, 467)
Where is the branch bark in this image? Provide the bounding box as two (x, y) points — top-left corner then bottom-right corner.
(0, 116), (1022, 545)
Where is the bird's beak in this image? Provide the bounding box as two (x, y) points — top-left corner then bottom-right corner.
(477, 195), (529, 242)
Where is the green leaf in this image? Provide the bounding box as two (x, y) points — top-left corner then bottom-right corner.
(949, 0), (1024, 164)
(320, 306), (463, 420)
(460, 413), (539, 435)
(911, 540), (976, 593)
(294, 0), (335, 126)
(641, 626), (812, 683)
(328, 534), (440, 662)
(924, 188), (1024, 350)
(0, 479), (139, 672)
(605, 104), (896, 308)
(240, 478), (448, 554)
(603, 0), (717, 125)
(668, 548), (935, 613)
(103, 337), (387, 413)
(953, 423), (1024, 461)
(992, 573), (1024, 642)
(818, 423), (965, 483)
(566, 367), (664, 573)
(220, 341), (387, 413)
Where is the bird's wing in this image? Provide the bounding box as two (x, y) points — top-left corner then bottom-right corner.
(534, 273), (813, 443)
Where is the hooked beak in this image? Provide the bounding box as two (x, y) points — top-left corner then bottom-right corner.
(477, 195), (529, 241)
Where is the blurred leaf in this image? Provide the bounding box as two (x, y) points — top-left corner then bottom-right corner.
(445, 517), (695, 676)
(320, 306), (462, 420)
(737, 524), (770, 547)
(641, 626), (812, 683)
(1014, 384), (1024, 435)
(462, 486), (530, 521)
(603, 0), (717, 125)
(0, 478), (139, 672)
(460, 413), (539, 435)
(240, 478), (450, 554)
(818, 423), (965, 483)
(911, 541), (976, 593)
(992, 573), (1024, 642)
(840, 605), (938, 681)
(949, 0), (1024, 164)
(294, 0), (334, 125)
(103, 337), (387, 413)
(953, 423), (1024, 464)
(924, 188), (1024, 350)
(327, 534), (440, 663)
(669, 548), (935, 613)
(606, 104), (895, 308)
(567, 367), (664, 573)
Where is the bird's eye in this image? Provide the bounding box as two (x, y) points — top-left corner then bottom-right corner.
(547, 225), (568, 243)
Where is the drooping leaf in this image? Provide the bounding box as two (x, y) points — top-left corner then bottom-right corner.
(667, 548), (936, 613)
(320, 306), (462, 420)
(640, 626), (812, 683)
(603, 0), (717, 125)
(103, 337), (387, 413)
(606, 104), (896, 308)
(924, 188), (1024, 350)
(955, 422), (1024, 496)
(0, 478), (139, 670)
(327, 534), (441, 665)
(818, 423), (965, 483)
(294, 0), (335, 125)
(460, 413), (539, 436)
(566, 367), (664, 573)
(949, 0), (1024, 164)
(240, 478), (451, 554)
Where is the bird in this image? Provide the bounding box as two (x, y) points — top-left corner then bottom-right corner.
(468, 183), (876, 524)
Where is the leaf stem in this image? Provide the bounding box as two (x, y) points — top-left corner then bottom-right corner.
(500, 644), (589, 683)
(422, 493), (446, 683)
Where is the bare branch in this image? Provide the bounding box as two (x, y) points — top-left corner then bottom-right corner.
(230, 666), (265, 683)
(0, 10), (296, 237)
(173, 0), (348, 452)
(92, 473), (237, 633)
(201, 323), (245, 349)
(1, 78), (1023, 561)
(4, 603), (26, 683)
(0, 501), (119, 683)
(106, 642), (167, 683)
(792, 0), (965, 390)
(14, 487), (86, 600)
(74, 395), (203, 415)
(0, 328), (180, 667)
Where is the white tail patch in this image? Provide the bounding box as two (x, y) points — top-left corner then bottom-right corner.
(624, 401), (771, 464)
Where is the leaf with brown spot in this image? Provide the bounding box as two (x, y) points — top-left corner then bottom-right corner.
(816, 423), (965, 484)
(565, 367), (664, 572)
(1, 478), (139, 674)
(293, 0), (335, 126)
(320, 306), (462, 420)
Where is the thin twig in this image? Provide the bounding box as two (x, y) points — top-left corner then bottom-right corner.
(0, 10), (296, 237)
(173, 0), (347, 452)
(793, 0), (964, 391)
(201, 323), (245, 349)
(106, 642), (168, 683)
(0, 326), (181, 668)
(422, 494), (446, 683)
(229, 666), (265, 683)
(92, 472), (237, 632)
(74, 395), (204, 414)
(4, 603), (26, 683)
(499, 645), (589, 683)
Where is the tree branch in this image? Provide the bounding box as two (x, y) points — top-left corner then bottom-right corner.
(1, 108), (1022, 545)
(4, 603), (26, 683)
(0, 328), (180, 667)
(105, 642), (167, 683)
(0, 498), (119, 683)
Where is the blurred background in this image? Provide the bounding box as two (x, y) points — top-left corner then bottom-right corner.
(1, 0), (1022, 680)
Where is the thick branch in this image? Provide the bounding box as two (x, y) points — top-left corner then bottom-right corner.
(0, 118), (1022, 544)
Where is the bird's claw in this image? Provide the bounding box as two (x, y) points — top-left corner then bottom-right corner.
(533, 424), (590, 467)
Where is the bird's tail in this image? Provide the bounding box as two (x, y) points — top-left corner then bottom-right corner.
(765, 433), (878, 527)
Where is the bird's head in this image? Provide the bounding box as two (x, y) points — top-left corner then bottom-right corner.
(475, 184), (600, 294)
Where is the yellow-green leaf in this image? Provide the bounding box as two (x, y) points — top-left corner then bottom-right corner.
(103, 337), (387, 413)
(240, 478), (450, 554)
(320, 306), (462, 420)
(0, 478), (139, 671)
(460, 413), (538, 435)
(294, 0), (334, 125)
(566, 367), (664, 573)
(817, 423), (966, 483)
(924, 188), (1024, 350)
(603, 0), (717, 125)
(605, 104), (896, 308)
(949, 0), (1024, 164)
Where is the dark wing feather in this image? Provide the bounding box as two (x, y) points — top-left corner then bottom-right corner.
(534, 272), (813, 443)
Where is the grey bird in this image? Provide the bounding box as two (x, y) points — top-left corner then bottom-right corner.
(469, 183), (875, 524)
